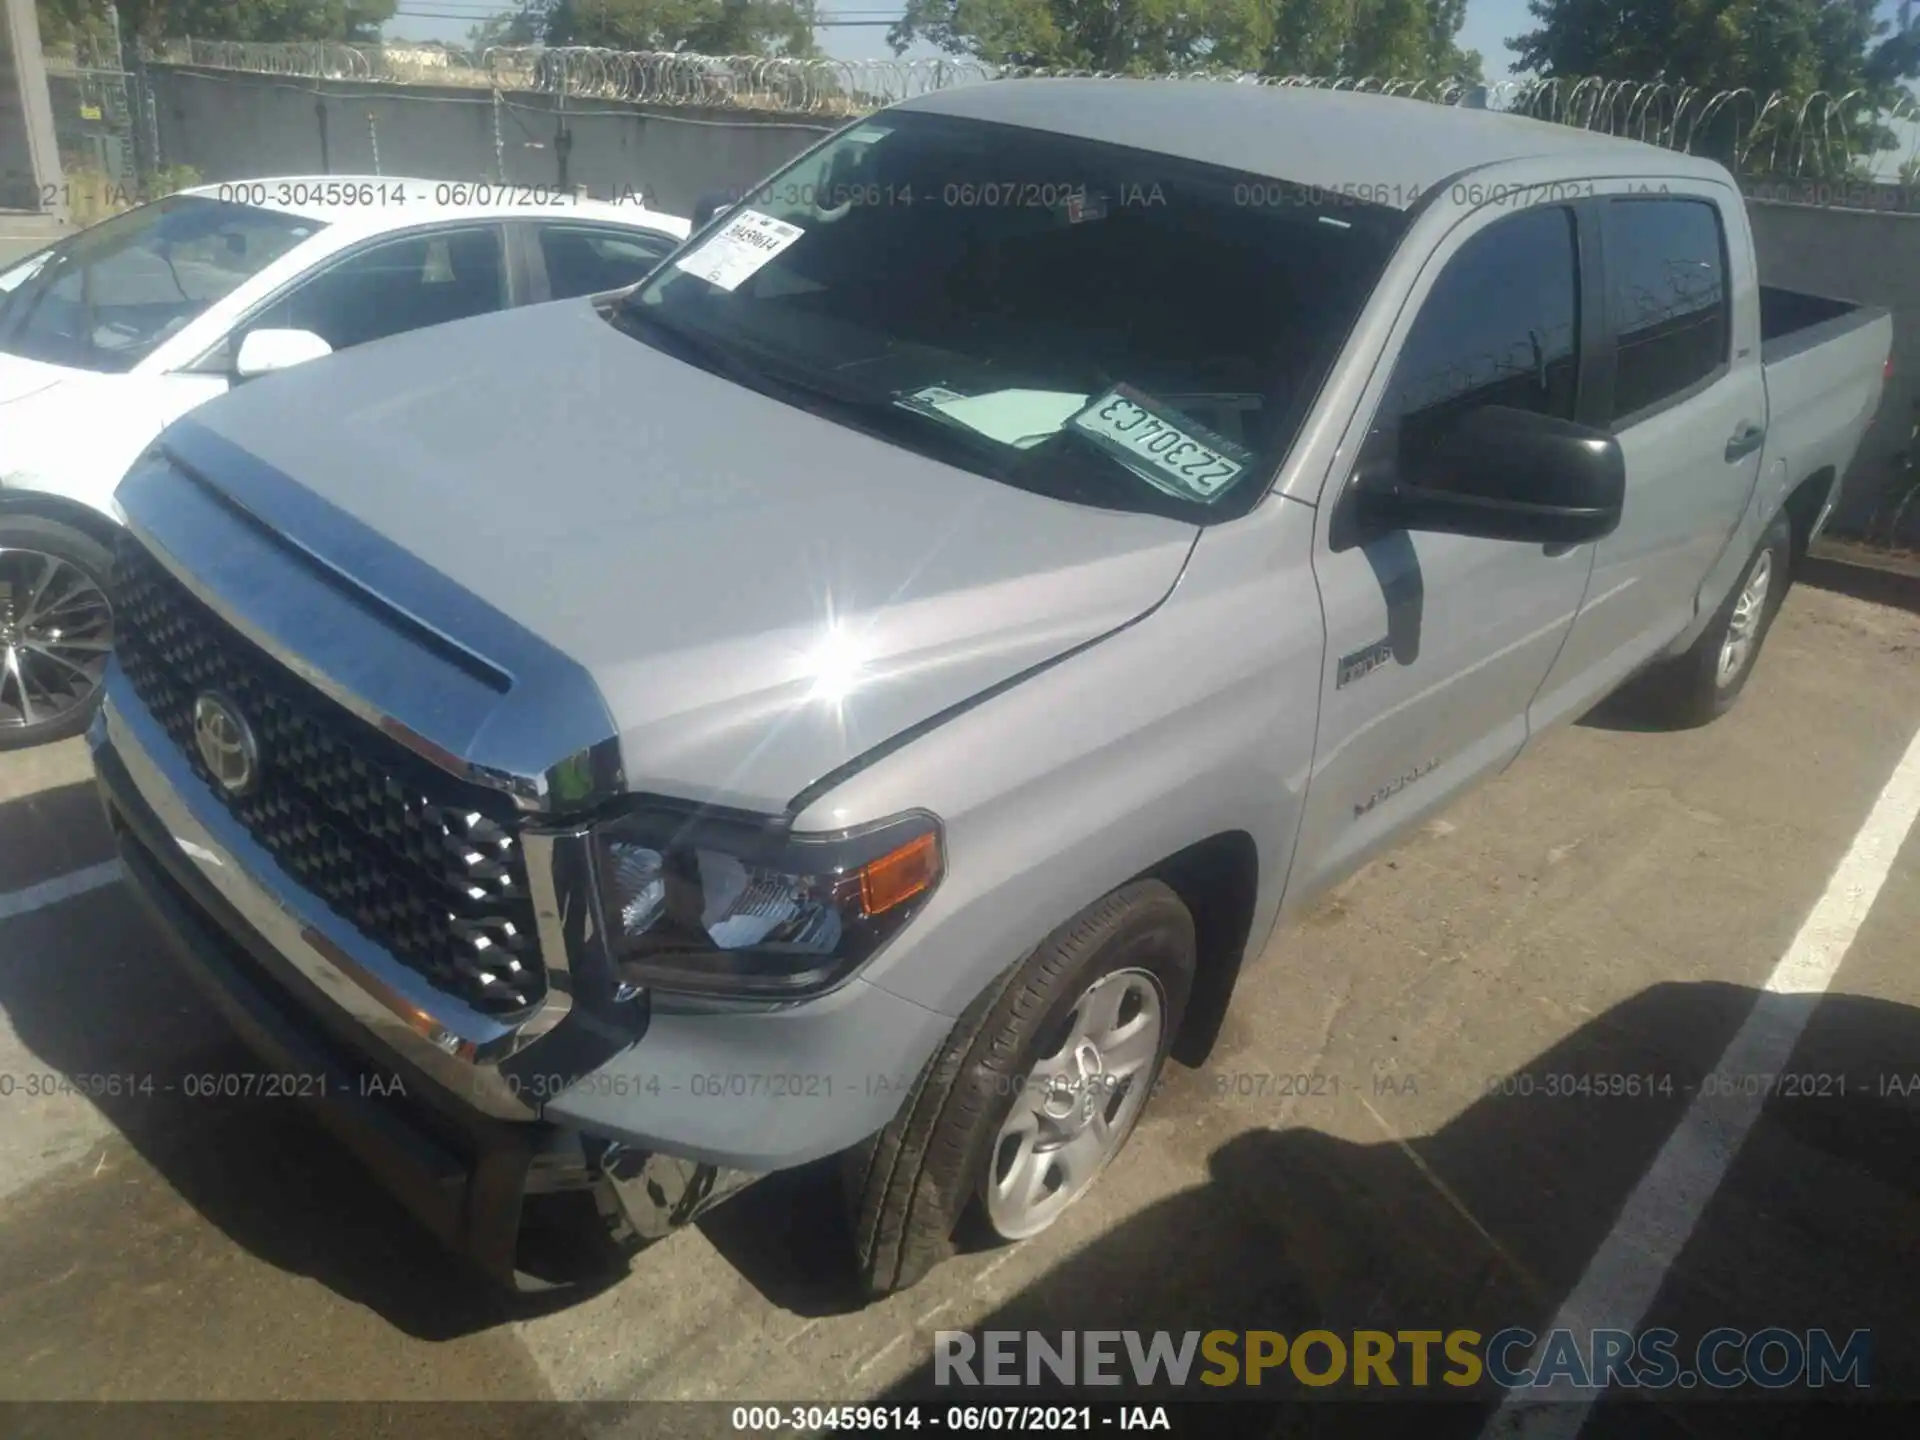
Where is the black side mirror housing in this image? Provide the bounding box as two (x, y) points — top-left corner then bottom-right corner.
(691, 190), (736, 231)
(1341, 405), (1625, 549)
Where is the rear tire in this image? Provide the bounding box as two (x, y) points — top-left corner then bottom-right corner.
(842, 880), (1195, 1299)
(1630, 511), (1791, 729)
(0, 514), (115, 751)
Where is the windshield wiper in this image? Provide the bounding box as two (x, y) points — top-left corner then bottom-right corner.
(766, 377), (1159, 509)
(611, 308), (1175, 512)
(616, 308), (1015, 469)
(611, 305), (778, 396)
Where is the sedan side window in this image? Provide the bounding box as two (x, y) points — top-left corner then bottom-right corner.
(540, 225), (679, 299)
(247, 226), (506, 353)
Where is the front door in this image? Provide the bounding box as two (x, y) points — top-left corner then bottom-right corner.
(1290, 203), (1600, 900)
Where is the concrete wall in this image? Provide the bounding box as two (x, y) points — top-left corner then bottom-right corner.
(1748, 201), (1919, 542)
(131, 65), (1920, 543)
(146, 65), (832, 216)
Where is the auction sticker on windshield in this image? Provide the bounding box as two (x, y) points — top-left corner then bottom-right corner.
(673, 209), (805, 292)
(1069, 385), (1254, 501)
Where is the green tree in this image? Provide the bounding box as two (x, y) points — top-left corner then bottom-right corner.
(35, 0), (116, 48)
(1509, 0), (1920, 174)
(885, 0), (1481, 83)
(468, 6), (543, 46)
(476, 0), (819, 53)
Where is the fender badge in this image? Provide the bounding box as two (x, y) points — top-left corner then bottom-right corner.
(1337, 637), (1396, 689)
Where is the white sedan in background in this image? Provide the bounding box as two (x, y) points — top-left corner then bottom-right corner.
(0, 177), (690, 748)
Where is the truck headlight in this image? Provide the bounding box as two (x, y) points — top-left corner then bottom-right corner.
(591, 808), (944, 999)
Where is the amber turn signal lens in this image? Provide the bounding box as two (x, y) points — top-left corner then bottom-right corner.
(858, 830), (942, 917)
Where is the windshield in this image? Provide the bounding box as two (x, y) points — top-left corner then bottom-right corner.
(0, 196), (321, 374)
(617, 109), (1407, 521)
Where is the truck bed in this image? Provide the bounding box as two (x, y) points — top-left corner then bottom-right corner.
(1756, 284), (1892, 544)
(1759, 284), (1886, 364)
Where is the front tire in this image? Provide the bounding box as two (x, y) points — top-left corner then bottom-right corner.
(0, 514), (116, 751)
(843, 880), (1195, 1298)
(1632, 511), (1792, 729)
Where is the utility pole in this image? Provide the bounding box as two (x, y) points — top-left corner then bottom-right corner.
(0, 0), (66, 219)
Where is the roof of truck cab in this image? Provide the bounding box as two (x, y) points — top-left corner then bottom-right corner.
(894, 80), (1732, 207)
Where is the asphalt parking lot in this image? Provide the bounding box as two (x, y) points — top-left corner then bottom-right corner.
(0, 574), (1917, 1437)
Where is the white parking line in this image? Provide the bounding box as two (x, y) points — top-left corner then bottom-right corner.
(0, 861), (124, 925)
(1484, 722), (1920, 1439)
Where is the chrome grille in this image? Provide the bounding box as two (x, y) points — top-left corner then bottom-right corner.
(111, 534), (546, 1018)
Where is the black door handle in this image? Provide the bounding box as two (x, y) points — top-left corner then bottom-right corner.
(1725, 422), (1767, 462)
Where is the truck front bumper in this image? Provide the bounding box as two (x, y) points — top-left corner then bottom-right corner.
(90, 661), (964, 1286)
(92, 680), (762, 1292)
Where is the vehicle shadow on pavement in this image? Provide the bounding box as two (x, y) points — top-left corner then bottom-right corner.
(869, 980), (1919, 1436)
(0, 772), (118, 893)
(0, 780), (551, 1342)
(695, 1156), (868, 1316)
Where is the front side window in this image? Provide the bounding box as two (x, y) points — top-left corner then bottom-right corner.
(614, 110), (1408, 521)
(1368, 205), (1580, 479)
(1604, 198), (1729, 422)
(0, 196), (320, 373)
(247, 226), (505, 353)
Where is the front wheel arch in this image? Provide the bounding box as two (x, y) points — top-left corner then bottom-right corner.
(1136, 829), (1261, 1067)
(0, 488), (123, 554)
(842, 879), (1197, 1297)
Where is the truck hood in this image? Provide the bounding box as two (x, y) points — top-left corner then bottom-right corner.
(156, 299), (1200, 813)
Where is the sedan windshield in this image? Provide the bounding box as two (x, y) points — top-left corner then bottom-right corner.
(616, 109), (1407, 520)
(0, 196), (321, 373)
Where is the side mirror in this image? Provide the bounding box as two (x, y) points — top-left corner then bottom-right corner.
(1344, 405), (1625, 548)
(691, 189), (736, 231)
(233, 328), (332, 380)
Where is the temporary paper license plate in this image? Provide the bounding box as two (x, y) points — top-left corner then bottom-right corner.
(1069, 385), (1251, 500)
(672, 209), (805, 292)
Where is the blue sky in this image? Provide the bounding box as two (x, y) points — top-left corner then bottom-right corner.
(387, 0), (1542, 75)
(1460, 0), (1537, 77)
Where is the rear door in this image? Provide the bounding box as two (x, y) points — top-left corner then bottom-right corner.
(1289, 201), (1603, 899)
(1529, 186), (1766, 730)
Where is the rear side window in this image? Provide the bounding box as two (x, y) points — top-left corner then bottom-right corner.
(1371, 205), (1580, 472)
(1603, 198), (1729, 422)
(540, 226), (678, 299)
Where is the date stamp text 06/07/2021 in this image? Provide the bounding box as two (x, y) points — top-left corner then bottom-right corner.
(5, 1067), (1915, 1106)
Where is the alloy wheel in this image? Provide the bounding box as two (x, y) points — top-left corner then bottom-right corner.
(0, 547), (113, 732)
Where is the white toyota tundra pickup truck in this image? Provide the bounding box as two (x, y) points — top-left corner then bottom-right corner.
(87, 80), (1890, 1297)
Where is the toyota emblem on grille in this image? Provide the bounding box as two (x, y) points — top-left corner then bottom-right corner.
(193, 691), (260, 797)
